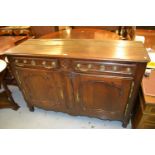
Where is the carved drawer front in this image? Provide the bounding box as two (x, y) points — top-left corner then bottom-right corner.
(73, 61), (136, 75)
(13, 57), (58, 69)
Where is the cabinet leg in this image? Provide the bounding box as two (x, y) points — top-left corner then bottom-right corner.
(122, 121), (128, 128)
(11, 104), (20, 111)
(29, 106), (34, 112)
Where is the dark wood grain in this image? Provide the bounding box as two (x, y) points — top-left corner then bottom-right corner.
(5, 39), (150, 62)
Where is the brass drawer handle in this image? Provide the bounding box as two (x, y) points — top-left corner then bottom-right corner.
(23, 60), (27, 64)
(76, 64), (81, 68)
(88, 64), (92, 69)
(52, 62), (56, 68)
(100, 65), (105, 71)
(76, 63), (90, 72)
(16, 63), (24, 67)
(15, 60), (18, 63)
(42, 61), (46, 66)
(44, 66), (53, 69)
(31, 60), (36, 66)
(113, 66), (118, 71)
(126, 67), (131, 73)
(79, 68), (89, 72)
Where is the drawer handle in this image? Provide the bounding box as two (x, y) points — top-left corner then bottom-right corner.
(113, 66), (118, 71)
(126, 67), (131, 73)
(52, 62), (56, 68)
(79, 68), (89, 72)
(76, 64), (81, 68)
(76, 63), (89, 72)
(31, 60), (36, 66)
(15, 60), (18, 63)
(42, 61), (46, 65)
(23, 60), (27, 64)
(44, 66), (53, 69)
(16, 63), (24, 67)
(100, 65), (105, 71)
(88, 64), (92, 69)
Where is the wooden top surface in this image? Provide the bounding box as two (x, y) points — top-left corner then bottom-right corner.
(5, 39), (150, 62)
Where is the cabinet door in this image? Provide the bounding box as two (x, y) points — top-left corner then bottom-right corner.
(73, 74), (133, 120)
(15, 67), (66, 110)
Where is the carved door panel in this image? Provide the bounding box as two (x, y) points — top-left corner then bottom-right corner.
(73, 74), (133, 120)
(15, 67), (66, 110)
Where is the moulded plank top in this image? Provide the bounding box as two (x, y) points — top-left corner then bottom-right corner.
(4, 39), (150, 62)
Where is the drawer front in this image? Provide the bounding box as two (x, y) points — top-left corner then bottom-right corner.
(73, 61), (136, 76)
(12, 57), (59, 69)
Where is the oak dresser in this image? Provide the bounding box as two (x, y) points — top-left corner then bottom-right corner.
(4, 39), (150, 127)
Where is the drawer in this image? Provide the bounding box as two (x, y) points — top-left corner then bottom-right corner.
(12, 57), (59, 69)
(73, 60), (136, 75)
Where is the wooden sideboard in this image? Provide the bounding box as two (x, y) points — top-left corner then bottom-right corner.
(4, 39), (150, 127)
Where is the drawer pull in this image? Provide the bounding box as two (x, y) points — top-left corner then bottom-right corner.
(100, 65), (105, 71)
(42, 61), (46, 65)
(88, 64), (92, 69)
(15, 60), (18, 63)
(126, 67), (131, 73)
(52, 62), (56, 68)
(44, 66), (53, 69)
(31, 60), (36, 66)
(77, 64), (81, 68)
(113, 66), (118, 71)
(16, 63), (24, 67)
(79, 68), (89, 72)
(76, 64), (89, 72)
(23, 60), (27, 63)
